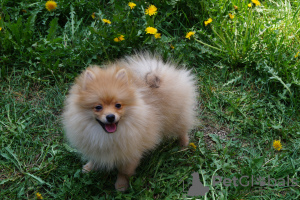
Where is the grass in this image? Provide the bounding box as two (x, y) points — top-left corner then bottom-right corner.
(0, 0), (299, 199)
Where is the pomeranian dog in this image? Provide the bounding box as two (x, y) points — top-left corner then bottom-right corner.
(62, 53), (198, 191)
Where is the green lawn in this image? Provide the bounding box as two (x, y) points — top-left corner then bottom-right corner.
(0, 0), (299, 199)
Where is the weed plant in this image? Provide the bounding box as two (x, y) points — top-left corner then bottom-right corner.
(0, 0), (299, 199)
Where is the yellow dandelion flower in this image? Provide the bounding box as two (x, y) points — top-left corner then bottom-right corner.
(189, 142), (197, 150)
(204, 18), (212, 26)
(118, 35), (125, 41)
(154, 33), (161, 39)
(91, 13), (95, 19)
(273, 140), (282, 151)
(145, 5), (157, 16)
(248, 3), (252, 8)
(170, 44), (175, 49)
(128, 2), (136, 9)
(229, 13), (234, 19)
(295, 52), (299, 58)
(252, 0), (261, 6)
(185, 31), (195, 40)
(45, 1), (57, 11)
(234, 5), (238, 10)
(145, 27), (157, 35)
(22, 9), (27, 13)
(0, 27), (2, 31)
(114, 35), (125, 42)
(102, 19), (111, 24)
(36, 192), (43, 199)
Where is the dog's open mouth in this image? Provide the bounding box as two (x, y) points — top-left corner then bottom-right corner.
(96, 119), (118, 133)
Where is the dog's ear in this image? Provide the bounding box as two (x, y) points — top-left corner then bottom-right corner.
(83, 69), (96, 89)
(116, 69), (128, 83)
(85, 69), (96, 81)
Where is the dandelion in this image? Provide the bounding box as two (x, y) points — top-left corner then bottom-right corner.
(45, 1), (57, 11)
(189, 142), (197, 150)
(91, 13), (95, 19)
(145, 27), (157, 35)
(248, 3), (252, 8)
(114, 35), (125, 42)
(204, 18), (212, 26)
(252, 0), (261, 6)
(185, 31), (195, 40)
(145, 5), (157, 16)
(154, 33), (161, 39)
(36, 192), (43, 199)
(102, 19), (111, 24)
(234, 5), (238, 10)
(273, 140), (282, 151)
(170, 44), (175, 49)
(295, 52), (299, 58)
(22, 9), (27, 13)
(128, 2), (136, 9)
(0, 27), (2, 31)
(229, 13), (234, 19)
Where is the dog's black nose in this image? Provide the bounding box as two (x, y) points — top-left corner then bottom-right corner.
(106, 114), (115, 123)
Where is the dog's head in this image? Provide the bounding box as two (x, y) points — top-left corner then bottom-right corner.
(76, 66), (136, 133)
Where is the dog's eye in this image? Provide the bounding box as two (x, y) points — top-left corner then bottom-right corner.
(115, 103), (122, 109)
(95, 105), (103, 111)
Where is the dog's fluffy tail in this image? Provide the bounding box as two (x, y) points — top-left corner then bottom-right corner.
(145, 72), (160, 88)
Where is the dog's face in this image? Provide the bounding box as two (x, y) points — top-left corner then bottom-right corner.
(93, 100), (124, 133)
(76, 66), (136, 133)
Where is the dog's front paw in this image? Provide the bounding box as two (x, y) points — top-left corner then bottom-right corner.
(82, 161), (94, 173)
(115, 175), (129, 192)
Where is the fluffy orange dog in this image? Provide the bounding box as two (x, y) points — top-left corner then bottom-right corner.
(63, 53), (198, 191)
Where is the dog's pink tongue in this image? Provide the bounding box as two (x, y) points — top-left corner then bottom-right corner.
(105, 124), (117, 133)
